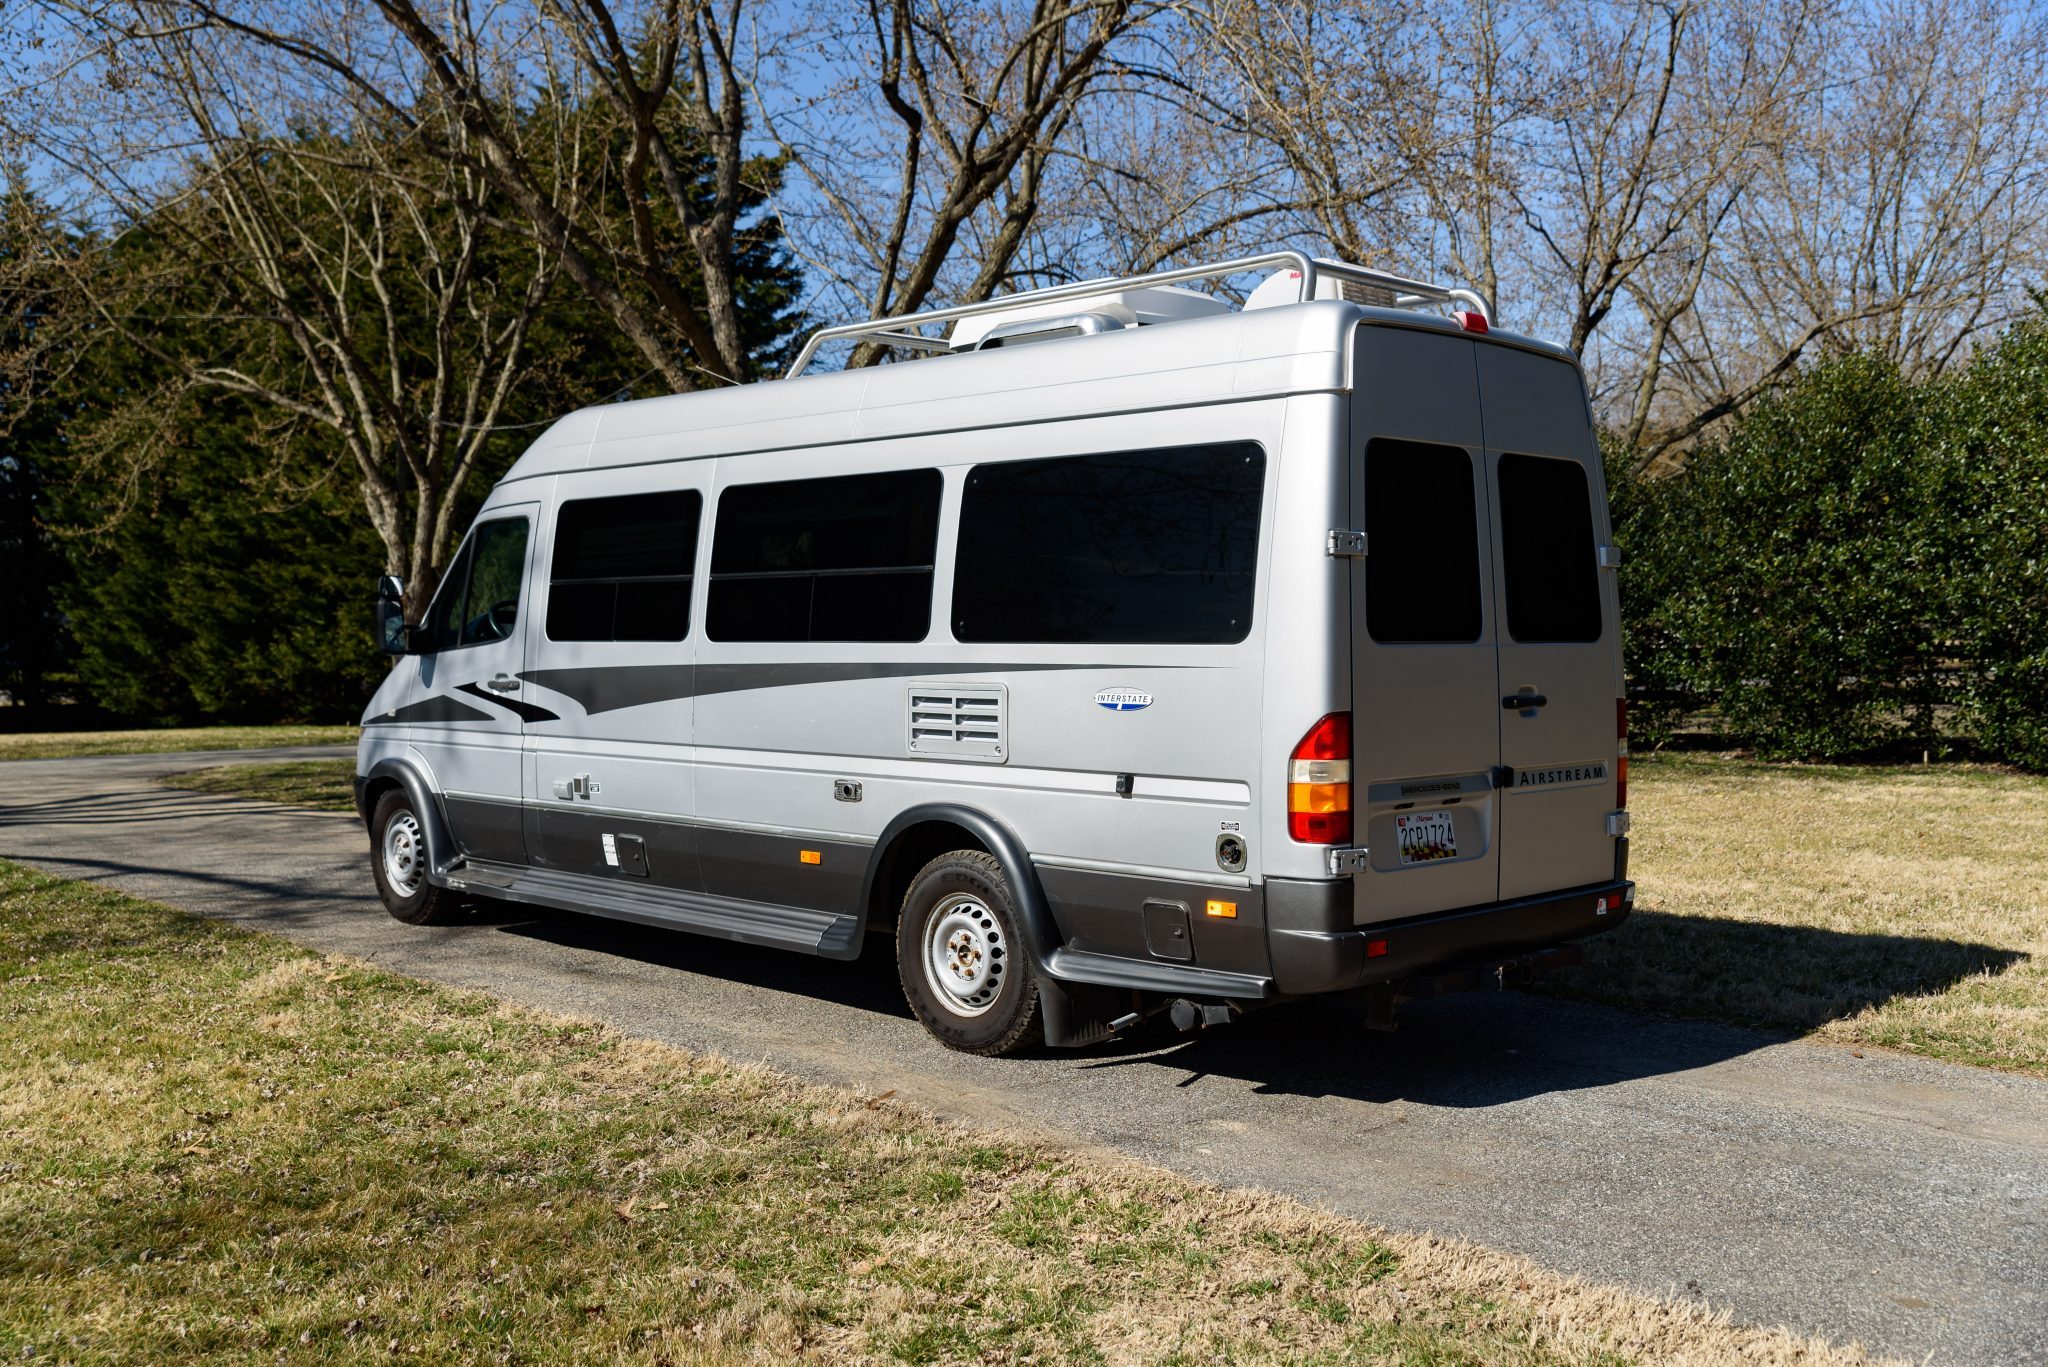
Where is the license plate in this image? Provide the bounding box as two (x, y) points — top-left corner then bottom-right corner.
(1394, 809), (1458, 865)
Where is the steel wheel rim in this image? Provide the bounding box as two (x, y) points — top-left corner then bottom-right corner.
(382, 810), (425, 898)
(922, 893), (1006, 1018)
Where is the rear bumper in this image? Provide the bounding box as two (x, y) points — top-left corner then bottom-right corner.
(1265, 874), (1633, 997)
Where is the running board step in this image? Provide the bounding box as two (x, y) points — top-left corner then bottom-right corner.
(442, 861), (861, 959)
(1041, 947), (1274, 1000)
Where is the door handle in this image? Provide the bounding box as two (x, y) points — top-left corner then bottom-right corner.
(485, 674), (519, 692)
(1502, 693), (1547, 710)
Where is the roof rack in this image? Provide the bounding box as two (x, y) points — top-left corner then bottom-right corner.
(782, 249), (1491, 380)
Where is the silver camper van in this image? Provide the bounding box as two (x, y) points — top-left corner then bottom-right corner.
(356, 251), (1634, 1055)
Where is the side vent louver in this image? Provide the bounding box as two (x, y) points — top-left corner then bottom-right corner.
(907, 683), (1008, 763)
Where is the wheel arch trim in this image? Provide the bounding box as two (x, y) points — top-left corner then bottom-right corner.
(361, 756), (464, 881)
(859, 803), (1063, 968)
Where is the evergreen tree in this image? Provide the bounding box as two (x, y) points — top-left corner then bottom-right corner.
(0, 175), (72, 716)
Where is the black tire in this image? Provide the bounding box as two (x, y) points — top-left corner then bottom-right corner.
(369, 788), (464, 926)
(896, 850), (1042, 1056)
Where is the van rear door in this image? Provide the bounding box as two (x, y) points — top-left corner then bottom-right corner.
(1477, 345), (1620, 899)
(1347, 327), (1503, 921)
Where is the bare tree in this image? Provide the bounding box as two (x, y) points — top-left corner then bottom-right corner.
(1178, 0), (1431, 279)
(754, 0), (1162, 365)
(1638, 0), (2048, 464)
(13, 7), (569, 597)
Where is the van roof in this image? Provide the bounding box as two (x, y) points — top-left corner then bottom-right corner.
(500, 298), (1577, 487)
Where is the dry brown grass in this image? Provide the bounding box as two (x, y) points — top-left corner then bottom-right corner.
(165, 759), (359, 812)
(0, 859), (1887, 1365)
(0, 725), (357, 761)
(1548, 757), (2048, 1073)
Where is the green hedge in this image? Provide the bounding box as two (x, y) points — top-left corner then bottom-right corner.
(1613, 310), (2048, 768)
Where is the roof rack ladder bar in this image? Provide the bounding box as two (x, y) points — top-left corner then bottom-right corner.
(784, 250), (1319, 379)
(780, 250), (1488, 379)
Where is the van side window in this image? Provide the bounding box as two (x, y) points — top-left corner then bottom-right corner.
(459, 517), (530, 646)
(1498, 453), (1601, 642)
(951, 443), (1264, 645)
(548, 490), (701, 642)
(1364, 438), (1483, 644)
(708, 469), (942, 642)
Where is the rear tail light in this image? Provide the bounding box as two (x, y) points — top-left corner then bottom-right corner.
(1288, 712), (1352, 844)
(1616, 697), (1629, 811)
(1453, 310), (1489, 334)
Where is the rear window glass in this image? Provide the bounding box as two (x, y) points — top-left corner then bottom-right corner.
(708, 469), (941, 642)
(1364, 438), (1483, 644)
(1498, 453), (1602, 643)
(548, 490), (701, 642)
(951, 442), (1265, 645)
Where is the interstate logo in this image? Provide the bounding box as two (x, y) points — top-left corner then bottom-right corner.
(1093, 687), (1154, 712)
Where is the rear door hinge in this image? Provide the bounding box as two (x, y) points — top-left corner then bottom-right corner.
(1596, 543), (1623, 569)
(1327, 529), (1368, 558)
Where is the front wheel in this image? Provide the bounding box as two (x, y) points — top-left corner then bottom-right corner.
(896, 851), (1043, 1056)
(369, 788), (464, 925)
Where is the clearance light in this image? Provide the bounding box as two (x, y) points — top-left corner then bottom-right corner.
(1453, 310), (1489, 334)
(1205, 899), (1238, 919)
(799, 849), (822, 865)
(1288, 712), (1352, 844)
(1616, 698), (1629, 811)
(1366, 938), (1389, 958)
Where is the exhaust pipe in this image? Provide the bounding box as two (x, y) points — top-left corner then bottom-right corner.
(1168, 998), (1234, 1033)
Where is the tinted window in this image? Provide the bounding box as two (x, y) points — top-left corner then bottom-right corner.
(418, 535), (476, 653)
(1364, 438), (1484, 644)
(548, 490), (701, 642)
(1498, 453), (1602, 642)
(459, 518), (529, 646)
(951, 443), (1264, 645)
(708, 469), (941, 642)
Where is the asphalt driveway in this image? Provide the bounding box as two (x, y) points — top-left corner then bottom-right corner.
(4, 748), (2044, 1364)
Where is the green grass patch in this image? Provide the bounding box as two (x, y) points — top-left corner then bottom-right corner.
(0, 725), (357, 762)
(0, 860), (1871, 1365)
(165, 760), (359, 813)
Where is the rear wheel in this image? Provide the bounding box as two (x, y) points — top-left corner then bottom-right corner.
(896, 851), (1042, 1056)
(369, 788), (463, 925)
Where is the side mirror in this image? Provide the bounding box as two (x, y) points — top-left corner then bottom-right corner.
(373, 596), (410, 656)
(377, 574), (404, 603)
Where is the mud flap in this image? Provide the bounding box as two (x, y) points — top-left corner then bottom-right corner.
(1038, 975), (1134, 1048)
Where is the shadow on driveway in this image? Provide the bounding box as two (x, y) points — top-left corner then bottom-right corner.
(491, 899), (2021, 1110)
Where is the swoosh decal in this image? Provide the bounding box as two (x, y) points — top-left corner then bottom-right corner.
(363, 693), (496, 726)
(520, 661), (1206, 717)
(454, 682), (561, 724)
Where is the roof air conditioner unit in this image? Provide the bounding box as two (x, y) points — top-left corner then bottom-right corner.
(949, 285), (1230, 352)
